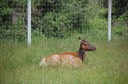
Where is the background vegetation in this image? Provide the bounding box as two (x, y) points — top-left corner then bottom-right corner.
(0, 0), (128, 41)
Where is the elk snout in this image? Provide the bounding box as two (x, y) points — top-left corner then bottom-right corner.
(90, 45), (96, 51)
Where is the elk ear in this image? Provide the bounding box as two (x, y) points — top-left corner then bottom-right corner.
(78, 37), (81, 40)
(78, 37), (82, 43)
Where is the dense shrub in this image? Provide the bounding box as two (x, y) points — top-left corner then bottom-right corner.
(0, 0), (27, 42)
(32, 0), (89, 38)
(0, 0), (128, 41)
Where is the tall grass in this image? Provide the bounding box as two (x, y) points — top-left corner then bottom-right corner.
(0, 38), (128, 84)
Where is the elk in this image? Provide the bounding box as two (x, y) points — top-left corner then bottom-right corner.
(39, 37), (96, 67)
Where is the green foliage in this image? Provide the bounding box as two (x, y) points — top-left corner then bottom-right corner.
(100, 0), (128, 40)
(89, 17), (107, 30)
(112, 12), (128, 40)
(0, 0), (27, 42)
(41, 12), (72, 38)
(0, 0), (128, 41)
(110, 0), (128, 40)
(31, 0), (89, 38)
(113, 0), (128, 18)
(0, 26), (26, 42)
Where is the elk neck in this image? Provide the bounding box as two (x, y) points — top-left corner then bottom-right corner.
(78, 47), (86, 62)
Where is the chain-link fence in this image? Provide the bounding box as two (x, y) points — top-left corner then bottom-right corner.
(0, 0), (128, 43)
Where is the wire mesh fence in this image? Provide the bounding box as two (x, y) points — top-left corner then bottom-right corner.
(32, 0), (89, 38)
(0, 1), (27, 42)
(0, 0), (128, 43)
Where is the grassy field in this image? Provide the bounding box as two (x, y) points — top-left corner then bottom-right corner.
(0, 38), (128, 84)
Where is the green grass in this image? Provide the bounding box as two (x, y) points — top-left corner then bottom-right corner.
(0, 38), (128, 84)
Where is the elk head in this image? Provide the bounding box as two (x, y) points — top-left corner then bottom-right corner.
(78, 37), (96, 61)
(79, 37), (96, 51)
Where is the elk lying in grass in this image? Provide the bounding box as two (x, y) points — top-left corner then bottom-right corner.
(40, 37), (96, 67)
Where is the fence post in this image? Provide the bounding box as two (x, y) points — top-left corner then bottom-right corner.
(27, 0), (31, 47)
(108, 0), (112, 41)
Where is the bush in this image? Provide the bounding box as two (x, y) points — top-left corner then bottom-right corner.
(112, 13), (128, 40)
(35, 12), (72, 38)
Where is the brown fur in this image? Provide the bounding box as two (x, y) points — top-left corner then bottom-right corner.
(40, 52), (82, 67)
(39, 38), (96, 67)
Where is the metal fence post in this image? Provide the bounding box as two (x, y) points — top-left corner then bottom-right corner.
(27, 0), (31, 47)
(108, 0), (112, 41)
